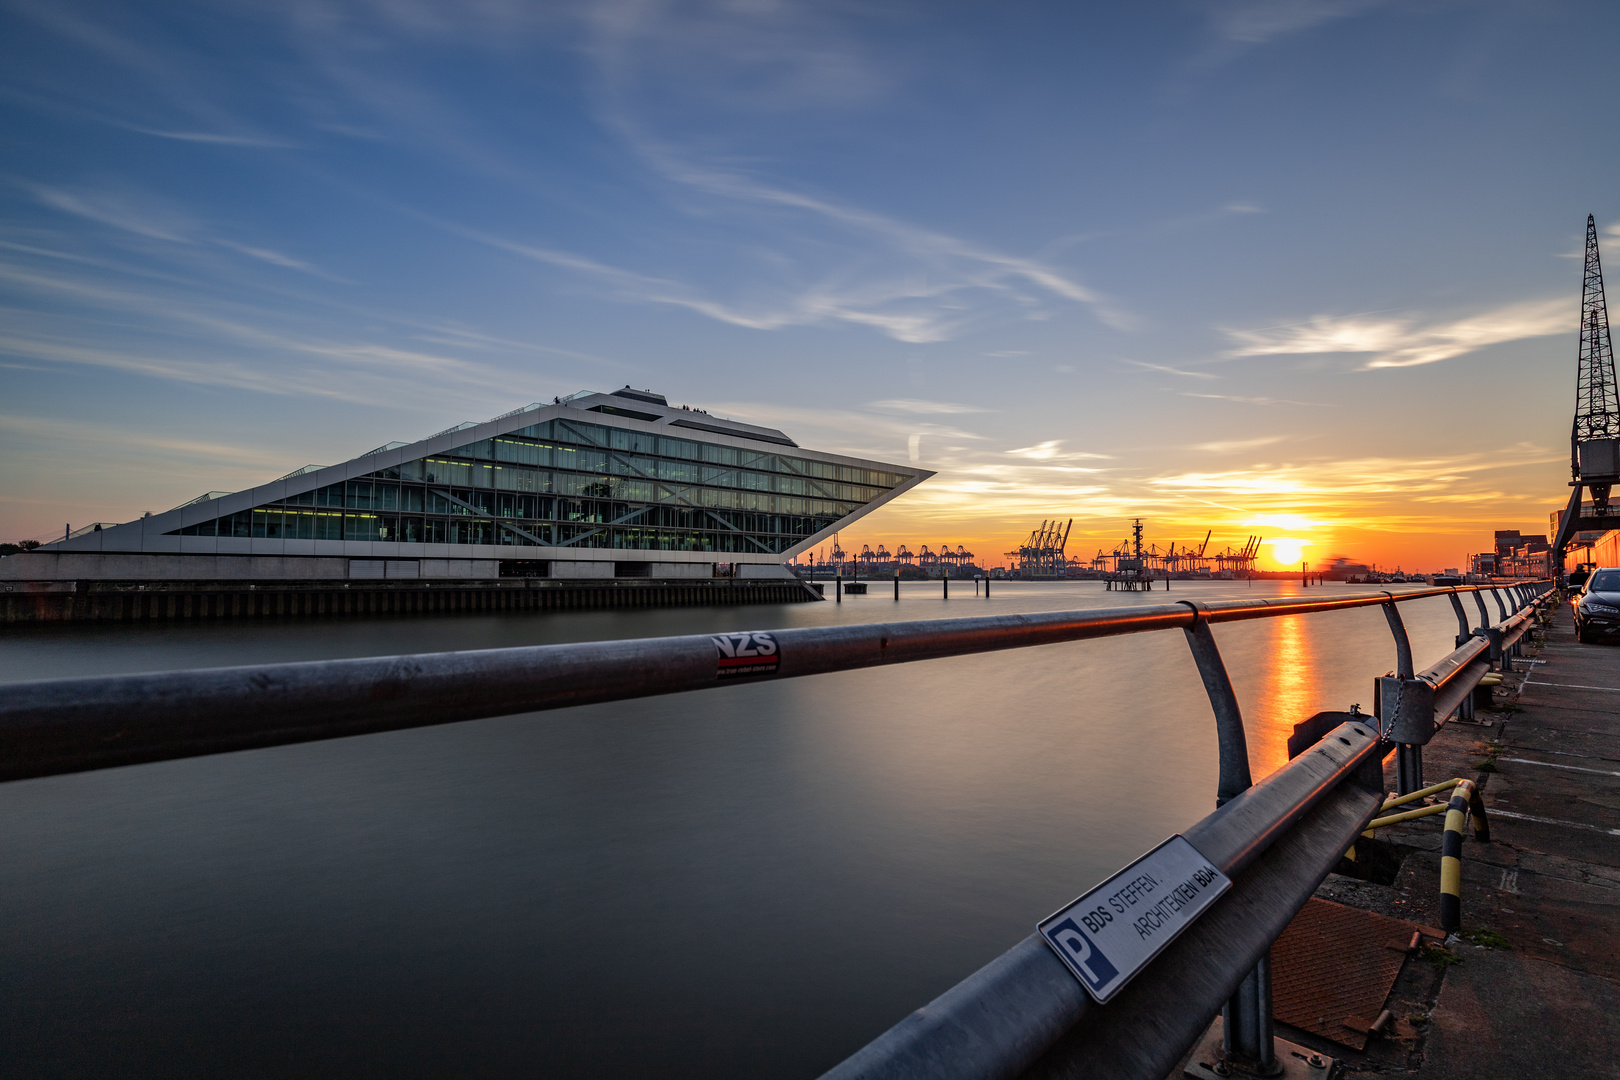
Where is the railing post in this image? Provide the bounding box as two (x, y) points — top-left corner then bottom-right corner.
(1178, 608), (1252, 807)
(1379, 597), (1424, 794)
(1178, 602), (1275, 1073)
(1490, 587), (1508, 622)
(1473, 590), (1491, 630)
(1381, 595), (1415, 678)
(1447, 591), (1471, 648)
(1224, 955), (1278, 1073)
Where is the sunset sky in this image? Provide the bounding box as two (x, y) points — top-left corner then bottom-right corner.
(3, 1), (1617, 570)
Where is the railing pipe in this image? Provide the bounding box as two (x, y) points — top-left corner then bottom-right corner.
(0, 585), (1547, 785)
(819, 721), (1383, 1080)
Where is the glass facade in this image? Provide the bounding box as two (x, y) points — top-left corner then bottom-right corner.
(172, 416), (909, 555)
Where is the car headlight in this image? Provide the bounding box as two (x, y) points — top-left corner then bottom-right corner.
(1584, 601), (1620, 615)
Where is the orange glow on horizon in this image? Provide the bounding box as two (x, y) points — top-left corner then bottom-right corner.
(811, 511), (1530, 574)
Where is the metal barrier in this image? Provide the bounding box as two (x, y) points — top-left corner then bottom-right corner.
(1353, 777), (1491, 934)
(0, 580), (1555, 1077)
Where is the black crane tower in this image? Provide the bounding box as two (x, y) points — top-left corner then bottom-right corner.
(1575, 214), (1620, 496)
(1553, 214), (1620, 566)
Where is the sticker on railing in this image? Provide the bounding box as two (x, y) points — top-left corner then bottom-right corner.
(1038, 834), (1230, 1003)
(712, 632), (779, 678)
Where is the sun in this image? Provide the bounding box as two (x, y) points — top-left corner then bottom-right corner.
(1270, 537), (1307, 567)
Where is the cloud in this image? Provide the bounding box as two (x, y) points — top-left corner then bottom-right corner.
(1192, 435), (1289, 453)
(564, 7), (1130, 343)
(20, 181), (346, 280)
(1207, 0), (1391, 46)
(867, 399), (987, 415)
(25, 183), (193, 242)
(1124, 359), (1217, 379)
(1222, 298), (1569, 370)
(118, 126), (295, 148)
(0, 256), (536, 411)
(1182, 392), (1332, 407)
(623, 143), (1131, 336)
(1006, 440), (1112, 462)
(453, 218), (1089, 344)
(1147, 449), (1563, 500)
(0, 413), (278, 466)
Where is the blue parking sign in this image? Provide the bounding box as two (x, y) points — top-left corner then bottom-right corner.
(1038, 835), (1229, 1002)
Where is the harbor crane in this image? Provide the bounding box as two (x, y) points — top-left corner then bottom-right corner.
(1007, 519), (1072, 579)
(1554, 214), (1620, 567)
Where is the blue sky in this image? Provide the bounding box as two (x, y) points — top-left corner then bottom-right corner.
(3, 0), (1616, 567)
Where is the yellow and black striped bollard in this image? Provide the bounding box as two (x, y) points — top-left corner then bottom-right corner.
(1439, 779), (1476, 933)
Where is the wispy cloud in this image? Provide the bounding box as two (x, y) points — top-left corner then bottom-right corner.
(616, 139), (1129, 340)
(1124, 359), (1217, 379)
(117, 125), (295, 148)
(1182, 392), (1332, 407)
(1148, 449), (1562, 500)
(0, 257), (534, 410)
(867, 399), (987, 415)
(1207, 0), (1391, 46)
(1006, 440), (1113, 462)
(26, 183), (192, 241)
(0, 413), (279, 467)
(1192, 435), (1289, 453)
(562, 5), (1129, 343)
(20, 181), (347, 280)
(1222, 298), (1569, 369)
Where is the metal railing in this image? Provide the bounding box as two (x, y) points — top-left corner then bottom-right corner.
(0, 580), (1555, 1078)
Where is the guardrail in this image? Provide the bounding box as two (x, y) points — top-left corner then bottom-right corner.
(0, 579), (1555, 1077)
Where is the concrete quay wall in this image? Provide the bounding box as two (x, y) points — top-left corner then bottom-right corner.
(0, 576), (818, 623)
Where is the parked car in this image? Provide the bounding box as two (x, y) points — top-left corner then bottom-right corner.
(1574, 567), (1620, 644)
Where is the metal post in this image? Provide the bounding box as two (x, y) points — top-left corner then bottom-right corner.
(1396, 743), (1423, 796)
(835, 571), (841, 603)
(985, 575), (990, 597)
(1490, 587), (1508, 622)
(1473, 590), (1491, 629)
(1178, 604), (1271, 1071)
(1223, 955), (1278, 1074)
(1447, 591), (1471, 648)
(943, 568), (949, 599)
(1381, 597), (1415, 678)
(894, 570), (900, 601)
(1382, 597), (1421, 794)
(1178, 611), (1252, 807)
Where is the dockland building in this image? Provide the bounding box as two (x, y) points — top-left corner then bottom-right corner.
(3, 389), (929, 618)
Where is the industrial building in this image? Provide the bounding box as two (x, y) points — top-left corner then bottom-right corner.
(2, 388), (929, 617)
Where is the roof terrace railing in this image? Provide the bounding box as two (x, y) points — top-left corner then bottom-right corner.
(0, 580), (1556, 1078)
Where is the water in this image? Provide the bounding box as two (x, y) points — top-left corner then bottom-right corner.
(0, 580), (1472, 1077)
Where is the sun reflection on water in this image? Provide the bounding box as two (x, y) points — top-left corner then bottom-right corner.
(1250, 614), (1320, 778)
